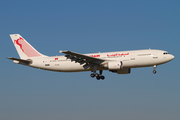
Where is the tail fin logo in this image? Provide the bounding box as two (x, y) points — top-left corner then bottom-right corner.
(14, 37), (41, 57)
(14, 37), (24, 52)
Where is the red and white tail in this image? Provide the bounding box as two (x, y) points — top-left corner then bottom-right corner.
(10, 34), (47, 59)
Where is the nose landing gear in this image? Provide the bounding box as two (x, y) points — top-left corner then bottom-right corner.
(153, 65), (157, 74)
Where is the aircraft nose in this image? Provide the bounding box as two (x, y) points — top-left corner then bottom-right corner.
(170, 54), (175, 60)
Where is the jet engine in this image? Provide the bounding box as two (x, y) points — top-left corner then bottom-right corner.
(103, 61), (122, 70)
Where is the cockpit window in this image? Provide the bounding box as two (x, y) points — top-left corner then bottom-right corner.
(163, 52), (169, 55)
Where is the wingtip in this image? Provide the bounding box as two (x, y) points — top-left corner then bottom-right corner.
(60, 50), (69, 53)
(7, 57), (12, 59)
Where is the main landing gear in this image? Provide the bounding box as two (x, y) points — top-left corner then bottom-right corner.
(90, 71), (105, 80)
(90, 66), (105, 80)
(153, 65), (157, 74)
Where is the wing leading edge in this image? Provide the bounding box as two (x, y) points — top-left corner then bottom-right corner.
(60, 50), (106, 69)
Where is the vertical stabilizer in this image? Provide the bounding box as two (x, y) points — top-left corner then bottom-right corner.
(10, 34), (47, 59)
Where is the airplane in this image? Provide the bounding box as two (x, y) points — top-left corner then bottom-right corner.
(8, 34), (174, 80)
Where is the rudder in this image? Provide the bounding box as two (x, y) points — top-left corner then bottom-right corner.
(10, 34), (47, 59)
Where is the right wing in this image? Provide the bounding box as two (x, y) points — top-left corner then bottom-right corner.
(60, 50), (107, 69)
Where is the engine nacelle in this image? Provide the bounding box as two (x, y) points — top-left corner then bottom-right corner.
(104, 61), (122, 70)
(110, 68), (131, 74)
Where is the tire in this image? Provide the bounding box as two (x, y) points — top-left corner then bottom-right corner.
(96, 76), (100, 80)
(90, 73), (95, 78)
(100, 76), (105, 80)
(95, 73), (99, 77)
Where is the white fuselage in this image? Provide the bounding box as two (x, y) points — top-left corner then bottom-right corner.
(28, 49), (174, 72)
(9, 34), (175, 80)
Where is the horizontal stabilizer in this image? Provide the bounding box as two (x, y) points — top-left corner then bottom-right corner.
(7, 57), (32, 65)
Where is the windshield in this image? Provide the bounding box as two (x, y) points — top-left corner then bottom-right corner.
(163, 52), (169, 55)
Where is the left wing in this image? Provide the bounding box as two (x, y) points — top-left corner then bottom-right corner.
(60, 50), (106, 69)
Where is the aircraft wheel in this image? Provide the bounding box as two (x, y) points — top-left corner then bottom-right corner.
(96, 76), (100, 80)
(95, 73), (99, 77)
(153, 70), (156, 74)
(100, 76), (105, 80)
(90, 73), (95, 78)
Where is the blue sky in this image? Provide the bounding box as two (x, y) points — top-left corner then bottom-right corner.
(0, 0), (180, 120)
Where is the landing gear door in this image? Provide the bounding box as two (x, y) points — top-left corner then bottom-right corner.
(152, 51), (158, 60)
(127, 52), (136, 67)
(153, 51), (157, 56)
(130, 53), (135, 60)
(44, 58), (50, 66)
